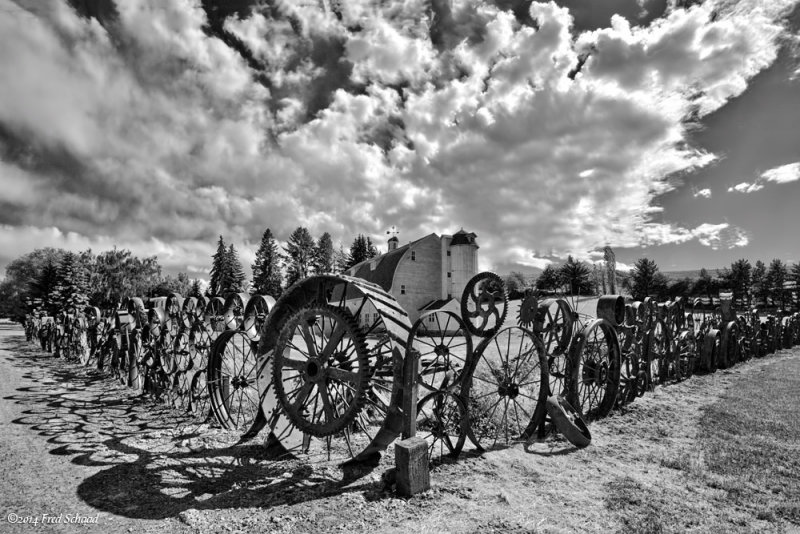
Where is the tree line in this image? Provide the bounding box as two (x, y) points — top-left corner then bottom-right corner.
(505, 256), (800, 307)
(0, 228), (382, 319)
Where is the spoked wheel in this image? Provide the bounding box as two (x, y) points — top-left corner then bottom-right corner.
(174, 330), (193, 373)
(247, 275), (412, 463)
(189, 323), (213, 371)
(208, 331), (261, 431)
(460, 272), (508, 338)
(205, 297), (226, 334)
(128, 332), (145, 391)
(566, 319), (620, 421)
(416, 391), (468, 464)
(463, 326), (548, 450)
(534, 299), (575, 397)
(189, 369), (211, 421)
(674, 331), (696, 380)
(645, 319), (671, 389)
(408, 311), (472, 396)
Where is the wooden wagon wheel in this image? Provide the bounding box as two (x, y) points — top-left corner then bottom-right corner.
(462, 326), (548, 450)
(407, 311), (472, 396)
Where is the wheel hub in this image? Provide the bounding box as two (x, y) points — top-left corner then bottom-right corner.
(305, 359), (325, 382)
(497, 379), (519, 399)
(434, 344), (450, 357)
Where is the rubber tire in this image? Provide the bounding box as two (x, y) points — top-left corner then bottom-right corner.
(545, 395), (591, 449)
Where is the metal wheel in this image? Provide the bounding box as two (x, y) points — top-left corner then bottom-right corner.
(205, 297), (226, 333)
(675, 331), (696, 379)
(460, 272), (508, 338)
(208, 331), (261, 431)
(243, 295), (275, 339)
(408, 311), (472, 395)
(645, 319), (671, 389)
(223, 293), (250, 331)
(189, 369), (210, 421)
(463, 326), (547, 450)
(566, 319), (620, 421)
(719, 321), (738, 369)
(534, 298), (575, 396)
(248, 275), (411, 462)
(416, 391), (468, 464)
(700, 329), (720, 372)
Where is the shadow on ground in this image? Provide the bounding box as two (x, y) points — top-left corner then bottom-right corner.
(2, 326), (383, 520)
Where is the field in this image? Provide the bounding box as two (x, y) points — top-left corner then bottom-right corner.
(1, 320), (799, 534)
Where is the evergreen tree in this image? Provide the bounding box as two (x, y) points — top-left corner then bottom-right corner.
(227, 244), (247, 294)
(630, 257), (659, 301)
(559, 256), (593, 295)
(208, 236), (228, 297)
(765, 258), (788, 307)
(188, 279), (203, 298)
(346, 234), (378, 269)
(252, 228), (283, 296)
(751, 260), (767, 304)
(535, 264), (562, 292)
(313, 232), (335, 275)
(333, 243), (350, 274)
(283, 227), (315, 287)
(724, 259), (752, 306)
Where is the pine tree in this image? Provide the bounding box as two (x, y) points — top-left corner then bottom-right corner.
(209, 236), (227, 297)
(765, 259), (788, 307)
(346, 234), (378, 269)
(313, 232), (334, 274)
(252, 228), (283, 296)
(332, 244), (350, 274)
(630, 257), (659, 301)
(31, 260), (60, 315)
(283, 227), (315, 287)
(227, 244), (247, 294)
(752, 260), (767, 305)
(188, 279), (203, 298)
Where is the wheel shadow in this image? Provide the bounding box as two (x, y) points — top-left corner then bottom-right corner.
(2, 333), (386, 520)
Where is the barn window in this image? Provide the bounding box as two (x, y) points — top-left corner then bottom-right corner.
(411, 251), (416, 261)
(447, 250), (451, 257)
(447, 272), (452, 278)
(428, 314), (435, 323)
(401, 285), (406, 294)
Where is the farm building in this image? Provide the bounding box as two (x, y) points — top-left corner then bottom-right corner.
(345, 229), (479, 325)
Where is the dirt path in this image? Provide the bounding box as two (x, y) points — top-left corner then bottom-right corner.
(1, 321), (798, 533)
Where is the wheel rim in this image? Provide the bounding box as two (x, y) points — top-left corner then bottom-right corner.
(464, 326), (546, 450)
(408, 311), (472, 395)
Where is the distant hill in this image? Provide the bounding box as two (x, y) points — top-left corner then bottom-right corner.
(662, 269), (724, 281)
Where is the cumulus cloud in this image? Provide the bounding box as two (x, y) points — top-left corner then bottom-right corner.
(693, 188), (712, 198)
(727, 162), (800, 193)
(0, 0), (796, 277)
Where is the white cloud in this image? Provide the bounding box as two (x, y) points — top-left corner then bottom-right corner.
(0, 0), (794, 275)
(693, 188), (712, 198)
(727, 161), (800, 193)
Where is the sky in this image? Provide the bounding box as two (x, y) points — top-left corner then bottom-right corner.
(1, 0), (799, 282)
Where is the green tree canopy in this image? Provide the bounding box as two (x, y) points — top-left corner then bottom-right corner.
(535, 264), (562, 292)
(346, 234), (378, 269)
(313, 232), (334, 275)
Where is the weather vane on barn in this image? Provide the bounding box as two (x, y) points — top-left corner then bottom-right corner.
(386, 225), (400, 238)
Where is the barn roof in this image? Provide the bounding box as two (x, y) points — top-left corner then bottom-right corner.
(450, 228), (478, 247)
(348, 233), (436, 291)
